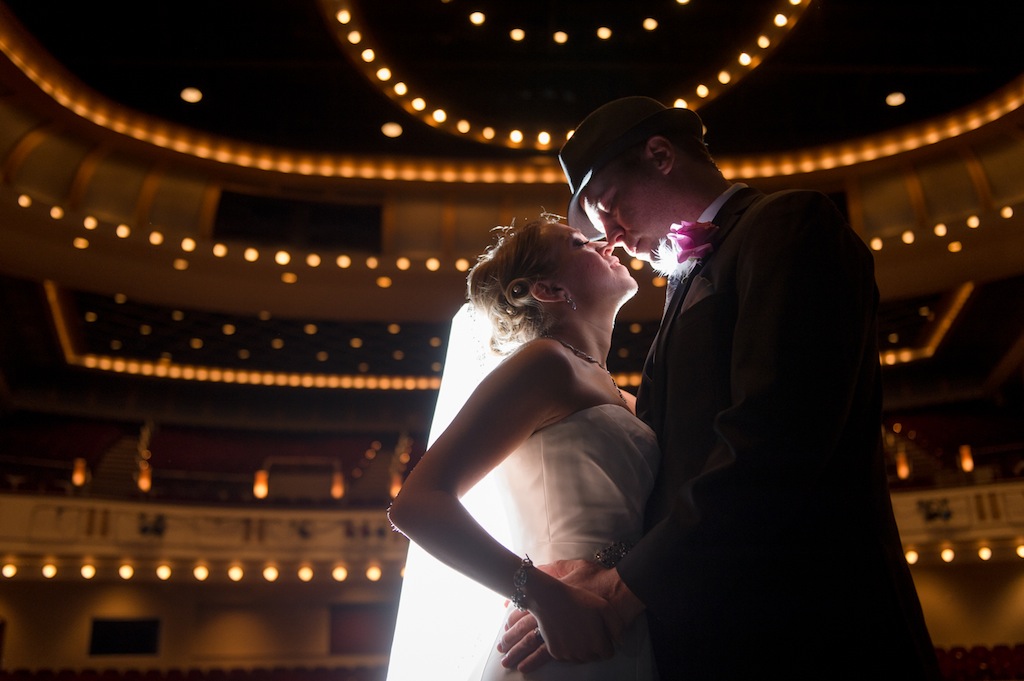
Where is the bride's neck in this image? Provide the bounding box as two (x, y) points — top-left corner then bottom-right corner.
(543, 318), (613, 363)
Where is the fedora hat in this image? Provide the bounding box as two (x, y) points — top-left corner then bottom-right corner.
(558, 96), (704, 238)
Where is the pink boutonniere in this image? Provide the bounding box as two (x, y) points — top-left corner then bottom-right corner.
(667, 220), (718, 263)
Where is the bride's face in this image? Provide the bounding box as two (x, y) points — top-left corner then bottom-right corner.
(541, 222), (638, 304)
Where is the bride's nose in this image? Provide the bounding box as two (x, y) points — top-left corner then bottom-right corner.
(594, 240), (614, 256)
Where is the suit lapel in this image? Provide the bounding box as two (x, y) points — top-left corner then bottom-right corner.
(653, 188), (761, 361)
(638, 187), (763, 433)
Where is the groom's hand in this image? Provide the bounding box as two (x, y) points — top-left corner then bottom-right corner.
(497, 559), (644, 673)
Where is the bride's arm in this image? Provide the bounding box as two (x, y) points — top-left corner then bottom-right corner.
(387, 342), (617, 662)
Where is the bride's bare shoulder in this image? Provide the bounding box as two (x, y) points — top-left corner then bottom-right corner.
(483, 337), (576, 393)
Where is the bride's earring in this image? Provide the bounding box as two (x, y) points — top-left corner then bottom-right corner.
(565, 294), (577, 311)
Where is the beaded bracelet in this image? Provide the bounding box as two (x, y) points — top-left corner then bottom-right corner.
(511, 555), (533, 611)
(594, 541), (633, 569)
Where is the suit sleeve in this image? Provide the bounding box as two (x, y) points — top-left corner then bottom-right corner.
(616, 191), (881, 620)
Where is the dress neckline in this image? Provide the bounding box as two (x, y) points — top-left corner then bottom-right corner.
(539, 403), (655, 438)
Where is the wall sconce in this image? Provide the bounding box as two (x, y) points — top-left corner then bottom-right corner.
(72, 457), (88, 487)
(331, 469), (346, 499)
(253, 469), (269, 499)
(959, 444), (975, 472)
(895, 446), (910, 480)
(137, 463), (152, 493)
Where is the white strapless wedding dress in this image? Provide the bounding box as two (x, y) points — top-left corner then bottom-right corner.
(386, 403), (660, 681)
(478, 403), (660, 681)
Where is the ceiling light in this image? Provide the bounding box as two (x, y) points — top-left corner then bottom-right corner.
(643, 18), (658, 31)
(510, 28), (525, 41)
(469, 12), (485, 26)
(180, 87), (202, 103)
(886, 92), (906, 107)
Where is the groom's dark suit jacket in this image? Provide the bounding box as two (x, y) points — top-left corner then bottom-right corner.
(618, 187), (940, 679)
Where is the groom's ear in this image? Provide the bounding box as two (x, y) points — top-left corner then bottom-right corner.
(644, 135), (675, 175)
(529, 280), (565, 304)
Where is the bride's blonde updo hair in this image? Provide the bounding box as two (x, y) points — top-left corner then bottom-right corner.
(468, 214), (563, 355)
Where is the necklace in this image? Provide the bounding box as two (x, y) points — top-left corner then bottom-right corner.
(543, 335), (627, 407)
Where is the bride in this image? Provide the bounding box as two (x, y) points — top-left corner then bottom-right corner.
(387, 214), (659, 680)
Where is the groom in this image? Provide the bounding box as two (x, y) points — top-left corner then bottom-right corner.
(500, 97), (940, 679)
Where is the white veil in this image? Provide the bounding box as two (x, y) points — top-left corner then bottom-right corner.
(385, 303), (513, 681)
